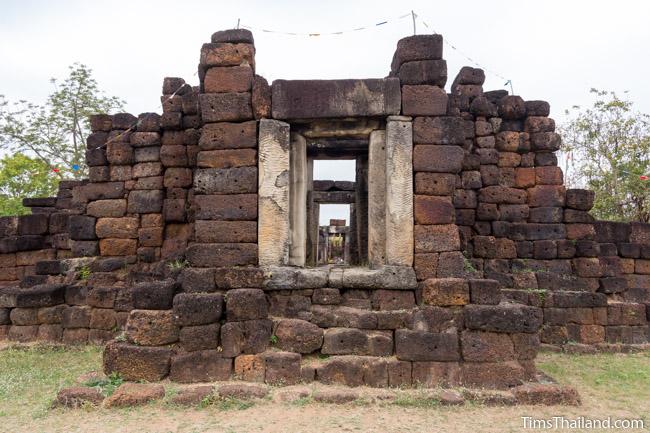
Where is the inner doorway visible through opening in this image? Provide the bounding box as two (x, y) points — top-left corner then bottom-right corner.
(308, 156), (367, 266)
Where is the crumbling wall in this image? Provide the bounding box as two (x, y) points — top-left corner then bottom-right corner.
(434, 63), (650, 349)
(0, 181), (83, 288)
(0, 28), (648, 390)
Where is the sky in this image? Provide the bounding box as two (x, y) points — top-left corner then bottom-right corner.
(1, 0), (649, 223)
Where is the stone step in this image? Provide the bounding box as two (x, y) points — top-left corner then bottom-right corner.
(0, 284), (66, 308)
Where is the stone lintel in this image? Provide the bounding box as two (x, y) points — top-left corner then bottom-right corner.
(271, 78), (401, 120)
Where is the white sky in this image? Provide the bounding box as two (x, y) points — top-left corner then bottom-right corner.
(2, 0), (649, 117)
(2, 0), (649, 224)
(314, 160), (355, 224)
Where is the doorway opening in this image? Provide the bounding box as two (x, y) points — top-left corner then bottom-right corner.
(307, 151), (367, 267)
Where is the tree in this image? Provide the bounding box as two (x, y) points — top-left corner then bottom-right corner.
(0, 153), (58, 216)
(560, 89), (650, 223)
(0, 63), (125, 179)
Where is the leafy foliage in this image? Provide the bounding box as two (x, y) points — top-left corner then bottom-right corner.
(84, 372), (123, 397)
(0, 63), (125, 179)
(560, 89), (650, 222)
(0, 153), (58, 216)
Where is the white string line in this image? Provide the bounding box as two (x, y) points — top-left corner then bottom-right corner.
(415, 12), (513, 91)
(241, 12), (412, 36)
(241, 11), (513, 92)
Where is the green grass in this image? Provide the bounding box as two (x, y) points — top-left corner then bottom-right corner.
(0, 344), (649, 432)
(84, 372), (124, 397)
(0, 345), (102, 419)
(390, 394), (440, 408)
(213, 397), (255, 411)
(537, 351), (650, 415)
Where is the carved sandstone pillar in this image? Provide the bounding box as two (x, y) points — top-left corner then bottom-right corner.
(258, 119), (290, 266)
(385, 116), (414, 266)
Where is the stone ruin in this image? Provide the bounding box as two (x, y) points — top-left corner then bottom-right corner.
(0, 28), (649, 390)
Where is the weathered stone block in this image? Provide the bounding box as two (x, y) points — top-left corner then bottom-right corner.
(163, 198), (186, 222)
(99, 238), (137, 256)
(413, 145), (464, 173)
(497, 96), (526, 120)
(193, 167), (257, 194)
(464, 304), (543, 333)
(312, 288), (341, 305)
(127, 190), (163, 213)
(221, 319), (272, 356)
(89, 308), (117, 330)
(130, 132), (161, 147)
(414, 195), (454, 224)
(413, 116), (466, 145)
(226, 289), (267, 321)
(132, 280), (176, 310)
(469, 279), (501, 305)
(186, 243), (257, 267)
(530, 132), (561, 151)
(95, 217), (138, 239)
(200, 42), (255, 67)
(173, 293), (224, 326)
(395, 329), (460, 361)
(459, 361), (526, 389)
(567, 324), (605, 344)
(86, 199), (126, 218)
(528, 185), (565, 207)
(159, 145), (187, 166)
(421, 278), (469, 306)
(103, 341), (171, 381)
(398, 59), (447, 88)
(573, 257), (603, 278)
(164, 167), (192, 188)
(391, 34), (443, 71)
(199, 93), (252, 122)
(535, 166), (563, 185)
(525, 100), (550, 117)
(194, 220), (257, 243)
(401, 85), (447, 116)
(263, 351), (301, 385)
(414, 224), (461, 253)
(204, 65), (253, 93)
(252, 75), (272, 119)
(193, 194), (257, 220)
(479, 186), (527, 204)
(215, 267), (265, 289)
(414, 173), (457, 195)
(461, 330), (516, 362)
(179, 323), (221, 352)
(274, 318), (323, 353)
(126, 309), (179, 345)
(199, 121), (257, 150)
(68, 215), (96, 240)
(322, 328), (393, 356)
(414, 253), (439, 280)
(371, 290), (415, 310)
(85, 148), (107, 166)
(170, 350), (232, 383)
(196, 149), (257, 169)
(234, 354), (265, 382)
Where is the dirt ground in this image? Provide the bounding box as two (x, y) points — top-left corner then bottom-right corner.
(1, 345), (649, 433)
